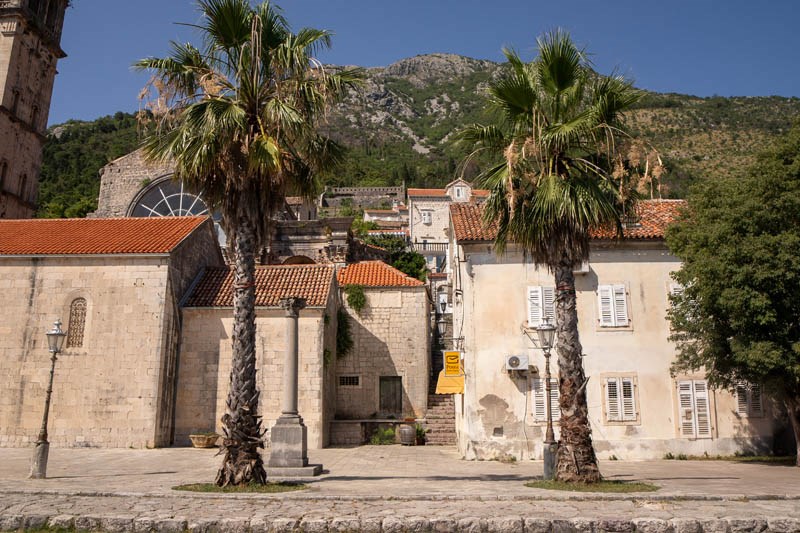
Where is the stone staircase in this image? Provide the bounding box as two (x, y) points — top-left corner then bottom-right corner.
(424, 394), (457, 446)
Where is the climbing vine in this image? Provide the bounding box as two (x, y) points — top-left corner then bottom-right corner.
(344, 284), (367, 313)
(336, 308), (353, 358)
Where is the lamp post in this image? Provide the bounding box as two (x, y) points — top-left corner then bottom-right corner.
(30, 320), (67, 479)
(535, 317), (557, 480)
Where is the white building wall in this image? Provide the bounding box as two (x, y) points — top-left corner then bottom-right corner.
(451, 241), (778, 460)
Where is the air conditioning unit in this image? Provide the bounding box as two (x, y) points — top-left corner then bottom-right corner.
(505, 354), (529, 371)
(573, 261), (590, 275)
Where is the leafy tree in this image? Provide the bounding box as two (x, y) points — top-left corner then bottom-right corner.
(458, 31), (642, 482)
(667, 124), (800, 466)
(364, 234), (427, 281)
(135, 0), (359, 486)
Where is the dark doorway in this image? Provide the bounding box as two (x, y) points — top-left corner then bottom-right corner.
(379, 376), (402, 415)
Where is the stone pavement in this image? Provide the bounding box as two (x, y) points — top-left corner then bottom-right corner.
(0, 446), (799, 532)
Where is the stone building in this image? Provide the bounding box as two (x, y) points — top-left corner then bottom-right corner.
(0, 0), (67, 218)
(407, 178), (487, 273)
(177, 264), (339, 448)
(0, 217), (223, 448)
(331, 261), (430, 445)
(446, 200), (780, 460)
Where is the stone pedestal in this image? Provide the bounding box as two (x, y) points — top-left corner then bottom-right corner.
(266, 297), (322, 478)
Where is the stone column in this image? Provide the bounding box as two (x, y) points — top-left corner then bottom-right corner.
(267, 297), (321, 475)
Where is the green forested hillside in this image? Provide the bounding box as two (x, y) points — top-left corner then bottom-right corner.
(39, 112), (139, 218)
(38, 54), (800, 218)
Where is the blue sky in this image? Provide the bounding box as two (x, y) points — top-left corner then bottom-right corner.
(48, 0), (800, 125)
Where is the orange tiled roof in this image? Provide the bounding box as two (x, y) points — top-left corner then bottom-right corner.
(185, 264), (334, 308)
(450, 200), (686, 243)
(337, 261), (424, 288)
(408, 188), (448, 197)
(472, 189), (490, 197)
(450, 203), (500, 242)
(0, 217), (208, 255)
(590, 200), (686, 239)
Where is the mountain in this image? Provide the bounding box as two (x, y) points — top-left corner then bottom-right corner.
(39, 54), (800, 217)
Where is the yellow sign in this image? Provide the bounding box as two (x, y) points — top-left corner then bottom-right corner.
(444, 351), (462, 377)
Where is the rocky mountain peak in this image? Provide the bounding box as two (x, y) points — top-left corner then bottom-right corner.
(379, 53), (499, 83)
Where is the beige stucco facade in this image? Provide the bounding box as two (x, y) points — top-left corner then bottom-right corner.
(0, 221), (223, 448)
(450, 240), (779, 460)
(0, 0), (67, 218)
(334, 287), (430, 420)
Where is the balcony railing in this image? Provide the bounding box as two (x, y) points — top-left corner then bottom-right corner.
(412, 242), (448, 253)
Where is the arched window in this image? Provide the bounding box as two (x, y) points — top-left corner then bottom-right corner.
(66, 298), (87, 348)
(18, 174), (27, 198)
(31, 105), (39, 131)
(11, 90), (20, 116)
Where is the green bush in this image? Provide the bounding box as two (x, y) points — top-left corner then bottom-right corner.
(370, 427), (396, 445)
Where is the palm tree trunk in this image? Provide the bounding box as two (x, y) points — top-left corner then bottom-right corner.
(215, 218), (267, 486)
(553, 255), (601, 483)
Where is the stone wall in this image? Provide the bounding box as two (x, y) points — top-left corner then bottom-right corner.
(176, 305), (334, 448)
(0, 256), (175, 448)
(0, 5), (64, 218)
(91, 150), (175, 218)
(334, 287), (429, 420)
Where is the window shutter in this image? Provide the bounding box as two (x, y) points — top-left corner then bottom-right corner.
(528, 286), (543, 326)
(532, 378), (546, 421)
(606, 378), (621, 421)
(613, 284), (629, 326)
(678, 380), (696, 437)
(693, 380), (712, 438)
(532, 378), (559, 422)
(542, 287), (556, 324)
(669, 283), (684, 297)
(750, 384), (763, 417)
(549, 378), (561, 421)
(621, 377), (636, 421)
(735, 383), (749, 416)
(598, 285), (614, 327)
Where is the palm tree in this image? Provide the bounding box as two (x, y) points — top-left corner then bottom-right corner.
(459, 30), (641, 483)
(135, 0), (360, 486)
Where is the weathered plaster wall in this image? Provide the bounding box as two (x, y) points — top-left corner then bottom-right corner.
(176, 307), (331, 448)
(0, 257), (173, 448)
(334, 288), (430, 419)
(452, 242), (778, 460)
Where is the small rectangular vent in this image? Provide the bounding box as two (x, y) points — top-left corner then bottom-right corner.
(339, 375), (360, 387)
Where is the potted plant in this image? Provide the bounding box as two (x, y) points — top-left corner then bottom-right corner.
(415, 423), (427, 446)
(188, 432), (219, 448)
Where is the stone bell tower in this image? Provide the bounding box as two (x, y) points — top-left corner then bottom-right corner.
(0, 0), (67, 218)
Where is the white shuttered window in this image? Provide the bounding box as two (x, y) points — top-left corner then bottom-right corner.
(597, 284), (629, 327)
(605, 377), (637, 422)
(677, 380), (712, 439)
(735, 382), (764, 417)
(532, 378), (560, 422)
(527, 286), (556, 327)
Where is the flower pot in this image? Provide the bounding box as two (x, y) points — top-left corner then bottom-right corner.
(189, 433), (219, 448)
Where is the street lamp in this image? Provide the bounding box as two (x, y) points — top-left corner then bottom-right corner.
(30, 320), (67, 479)
(535, 317), (558, 480)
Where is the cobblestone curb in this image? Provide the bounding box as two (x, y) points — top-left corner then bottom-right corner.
(2, 514), (800, 532)
(1, 488), (799, 502)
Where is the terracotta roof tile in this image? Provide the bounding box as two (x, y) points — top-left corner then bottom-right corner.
(0, 217), (208, 255)
(589, 200), (686, 239)
(450, 203), (500, 242)
(472, 189), (490, 197)
(185, 264), (334, 308)
(337, 261), (424, 288)
(450, 200), (686, 243)
(407, 188), (448, 197)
